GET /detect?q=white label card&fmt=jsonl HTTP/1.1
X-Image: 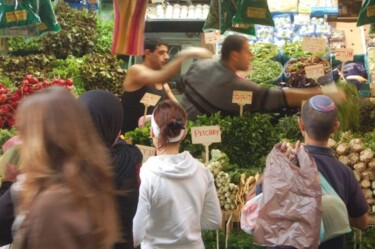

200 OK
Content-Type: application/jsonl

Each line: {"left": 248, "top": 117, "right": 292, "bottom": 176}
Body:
{"left": 191, "top": 126, "right": 221, "bottom": 145}
{"left": 232, "top": 90, "right": 253, "bottom": 105}
{"left": 204, "top": 30, "right": 221, "bottom": 44}
{"left": 302, "top": 37, "right": 326, "bottom": 55}
{"left": 305, "top": 64, "right": 325, "bottom": 80}
{"left": 136, "top": 144, "right": 156, "bottom": 163}
{"left": 140, "top": 93, "right": 161, "bottom": 106}
{"left": 335, "top": 48, "right": 354, "bottom": 62}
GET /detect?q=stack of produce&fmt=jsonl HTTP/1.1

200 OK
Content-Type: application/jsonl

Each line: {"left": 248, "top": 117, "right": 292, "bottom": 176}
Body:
{"left": 206, "top": 149, "right": 239, "bottom": 211}
{"left": 0, "top": 75, "right": 74, "bottom": 128}
{"left": 331, "top": 137, "right": 375, "bottom": 212}
{"left": 248, "top": 43, "right": 282, "bottom": 87}
{"left": 206, "top": 149, "right": 257, "bottom": 211}
{"left": 282, "top": 57, "right": 331, "bottom": 88}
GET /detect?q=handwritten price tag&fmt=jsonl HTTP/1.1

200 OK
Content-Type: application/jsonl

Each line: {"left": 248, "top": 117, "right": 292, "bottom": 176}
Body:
{"left": 204, "top": 30, "right": 221, "bottom": 44}
{"left": 191, "top": 126, "right": 221, "bottom": 145}
{"left": 335, "top": 48, "right": 353, "bottom": 62}
{"left": 232, "top": 91, "right": 253, "bottom": 105}
{"left": 140, "top": 93, "right": 161, "bottom": 107}
{"left": 305, "top": 64, "right": 325, "bottom": 80}
{"left": 136, "top": 144, "right": 156, "bottom": 163}
{"left": 247, "top": 7, "right": 266, "bottom": 18}
{"left": 302, "top": 37, "right": 326, "bottom": 55}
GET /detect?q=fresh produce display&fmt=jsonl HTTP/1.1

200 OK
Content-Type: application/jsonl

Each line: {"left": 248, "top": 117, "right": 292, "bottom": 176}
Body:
{"left": 336, "top": 82, "right": 360, "bottom": 133}
{"left": 95, "top": 18, "right": 114, "bottom": 54}
{"left": 41, "top": 1, "right": 98, "bottom": 59}
{"left": 282, "top": 41, "right": 312, "bottom": 59}
{"left": 79, "top": 53, "right": 125, "bottom": 96}
{"left": 0, "top": 54, "right": 55, "bottom": 86}
{"left": 330, "top": 134, "right": 375, "bottom": 213}
{"left": 0, "top": 127, "right": 16, "bottom": 155}
{"left": 251, "top": 43, "right": 278, "bottom": 61}
{"left": 7, "top": 37, "right": 42, "bottom": 55}
{"left": 206, "top": 149, "right": 258, "bottom": 211}
{"left": 247, "top": 60, "right": 282, "bottom": 84}
{"left": 282, "top": 57, "right": 331, "bottom": 88}
{"left": 0, "top": 75, "right": 74, "bottom": 129}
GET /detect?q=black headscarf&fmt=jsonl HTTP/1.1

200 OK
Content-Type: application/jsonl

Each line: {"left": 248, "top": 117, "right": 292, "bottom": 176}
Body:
{"left": 79, "top": 90, "right": 143, "bottom": 249}
{"left": 78, "top": 90, "right": 123, "bottom": 147}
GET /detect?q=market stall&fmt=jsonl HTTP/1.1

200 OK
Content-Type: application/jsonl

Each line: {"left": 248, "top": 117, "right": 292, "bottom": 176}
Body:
{"left": 0, "top": 0, "right": 375, "bottom": 248}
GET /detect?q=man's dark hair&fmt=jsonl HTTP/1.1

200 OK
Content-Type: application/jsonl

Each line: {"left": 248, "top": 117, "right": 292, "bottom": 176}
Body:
{"left": 221, "top": 35, "right": 247, "bottom": 61}
{"left": 301, "top": 97, "right": 338, "bottom": 141}
{"left": 144, "top": 37, "right": 168, "bottom": 53}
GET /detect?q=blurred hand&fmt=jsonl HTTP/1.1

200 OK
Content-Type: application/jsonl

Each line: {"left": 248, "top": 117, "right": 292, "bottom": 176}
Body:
{"left": 4, "top": 163, "right": 19, "bottom": 182}
{"left": 278, "top": 141, "right": 302, "bottom": 162}
{"left": 178, "top": 47, "right": 213, "bottom": 59}
{"left": 138, "top": 115, "right": 152, "bottom": 128}
{"left": 321, "top": 84, "right": 346, "bottom": 104}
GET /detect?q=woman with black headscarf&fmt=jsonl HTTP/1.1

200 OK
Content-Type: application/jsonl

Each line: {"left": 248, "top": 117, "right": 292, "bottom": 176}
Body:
{"left": 78, "top": 90, "right": 143, "bottom": 249}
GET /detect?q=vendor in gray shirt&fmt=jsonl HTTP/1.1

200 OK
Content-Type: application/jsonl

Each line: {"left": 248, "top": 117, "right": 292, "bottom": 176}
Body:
{"left": 177, "top": 35, "right": 344, "bottom": 120}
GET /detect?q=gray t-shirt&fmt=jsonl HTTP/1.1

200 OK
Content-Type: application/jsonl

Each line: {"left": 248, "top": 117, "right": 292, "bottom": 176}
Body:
{"left": 178, "top": 59, "right": 287, "bottom": 120}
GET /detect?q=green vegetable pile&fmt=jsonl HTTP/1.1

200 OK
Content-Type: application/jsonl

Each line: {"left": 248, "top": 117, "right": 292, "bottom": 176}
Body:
{"left": 251, "top": 43, "right": 278, "bottom": 61}
{"left": 282, "top": 41, "right": 312, "bottom": 58}
{"left": 0, "top": 128, "right": 17, "bottom": 155}
{"left": 95, "top": 18, "right": 114, "bottom": 54}
{"left": 41, "top": 1, "right": 98, "bottom": 59}
{"left": 79, "top": 53, "right": 125, "bottom": 96}
{"left": 247, "top": 60, "right": 282, "bottom": 84}
{"left": 7, "top": 37, "right": 42, "bottom": 56}
{"left": 0, "top": 54, "right": 55, "bottom": 86}
{"left": 336, "top": 81, "right": 360, "bottom": 134}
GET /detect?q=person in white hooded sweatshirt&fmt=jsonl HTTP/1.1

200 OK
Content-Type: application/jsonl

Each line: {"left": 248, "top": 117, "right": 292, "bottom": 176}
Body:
{"left": 133, "top": 100, "right": 222, "bottom": 249}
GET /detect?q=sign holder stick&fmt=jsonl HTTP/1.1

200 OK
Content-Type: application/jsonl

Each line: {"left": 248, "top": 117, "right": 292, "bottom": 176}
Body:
{"left": 142, "top": 104, "right": 149, "bottom": 128}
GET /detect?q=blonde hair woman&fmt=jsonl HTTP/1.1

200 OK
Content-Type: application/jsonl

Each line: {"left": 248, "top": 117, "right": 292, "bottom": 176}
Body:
{"left": 13, "top": 86, "right": 119, "bottom": 249}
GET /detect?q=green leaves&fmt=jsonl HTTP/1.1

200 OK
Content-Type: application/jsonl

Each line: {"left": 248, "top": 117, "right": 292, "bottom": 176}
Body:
{"left": 41, "top": 1, "right": 98, "bottom": 59}
{"left": 79, "top": 53, "right": 125, "bottom": 96}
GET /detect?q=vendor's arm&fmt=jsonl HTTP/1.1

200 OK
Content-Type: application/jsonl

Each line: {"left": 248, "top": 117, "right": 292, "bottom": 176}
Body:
{"left": 163, "top": 83, "right": 178, "bottom": 102}
{"left": 349, "top": 214, "right": 368, "bottom": 230}
{"left": 283, "top": 86, "right": 346, "bottom": 108}
{"left": 124, "top": 47, "right": 213, "bottom": 91}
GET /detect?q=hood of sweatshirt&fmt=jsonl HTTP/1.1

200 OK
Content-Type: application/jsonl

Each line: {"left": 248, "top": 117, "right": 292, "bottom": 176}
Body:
{"left": 145, "top": 151, "right": 199, "bottom": 179}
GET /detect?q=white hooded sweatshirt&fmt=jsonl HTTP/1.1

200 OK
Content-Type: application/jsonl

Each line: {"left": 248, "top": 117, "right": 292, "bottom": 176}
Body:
{"left": 133, "top": 151, "right": 222, "bottom": 249}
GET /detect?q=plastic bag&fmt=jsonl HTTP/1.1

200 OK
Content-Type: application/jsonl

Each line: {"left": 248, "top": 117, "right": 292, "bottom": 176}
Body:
{"left": 37, "top": 0, "right": 61, "bottom": 35}
{"left": 203, "top": 0, "right": 220, "bottom": 31}
{"left": 0, "top": 0, "right": 40, "bottom": 29}
{"left": 320, "top": 173, "right": 351, "bottom": 242}
{"left": 220, "top": 0, "right": 241, "bottom": 33}
{"left": 357, "top": 0, "right": 375, "bottom": 27}
{"left": 240, "top": 193, "right": 263, "bottom": 234}
{"left": 0, "top": 0, "right": 60, "bottom": 36}
{"left": 0, "top": 0, "right": 40, "bottom": 36}
{"left": 253, "top": 144, "right": 322, "bottom": 249}
{"left": 232, "top": 0, "right": 274, "bottom": 27}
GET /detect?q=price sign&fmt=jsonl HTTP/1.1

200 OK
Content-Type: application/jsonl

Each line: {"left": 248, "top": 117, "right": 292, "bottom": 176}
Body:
{"left": 247, "top": 7, "right": 266, "bottom": 18}
{"left": 335, "top": 48, "right": 353, "bottom": 62}
{"left": 305, "top": 64, "right": 325, "bottom": 80}
{"left": 191, "top": 126, "right": 221, "bottom": 145}
{"left": 302, "top": 37, "right": 326, "bottom": 55}
{"left": 232, "top": 91, "right": 253, "bottom": 105}
{"left": 136, "top": 144, "right": 156, "bottom": 163}
{"left": 191, "top": 126, "right": 221, "bottom": 163}
{"left": 140, "top": 93, "right": 161, "bottom": 107}
{"left": 204, "top": 30, "right": 221, "bottom": 44}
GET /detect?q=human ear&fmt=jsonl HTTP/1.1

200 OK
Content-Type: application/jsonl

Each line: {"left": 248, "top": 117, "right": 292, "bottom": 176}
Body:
{"left": 298, "top": 118, "right": 305, "bottom": 134}
{"left": 332, "top": 121, "right": 340, "bottom": 133}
